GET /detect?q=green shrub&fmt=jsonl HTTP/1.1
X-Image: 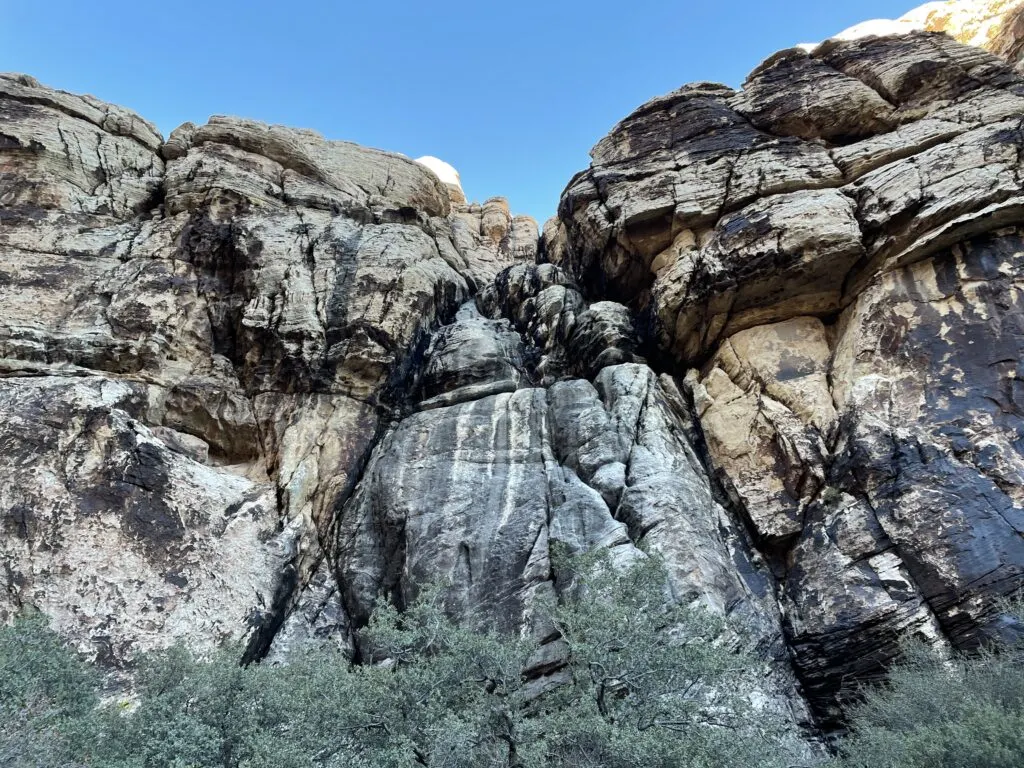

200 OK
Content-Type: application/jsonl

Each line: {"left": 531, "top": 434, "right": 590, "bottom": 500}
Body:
{"left": 539, "top": 553, "right": 788, "bottom": 767}
{"left": 832, "top": 632, "right": 1024, "bottom": 768}
{"left": 0, "top": 612, "right": 98, "bottom": 767}
{"left": 0, "top": 557, "right": 795, "bottom": 768}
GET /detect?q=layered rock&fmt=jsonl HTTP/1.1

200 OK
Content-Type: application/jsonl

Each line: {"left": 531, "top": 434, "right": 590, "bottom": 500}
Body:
{"left": 554, "top": 32, "right": 1024, "bottom": 721}
{"left": 5, "top": 12, "right": 1024, "bottom": 738}
{"left": 0, "top": 72, "right": 523, "bottom": 661}
{"left": 817, "top": 0, "right": 1024, "bottom": 68}
{"left": 476, "top": 263, "right": 644, "bottom": 383}
{"left": 0, "top": 67, "right": 808, "bottom": 735}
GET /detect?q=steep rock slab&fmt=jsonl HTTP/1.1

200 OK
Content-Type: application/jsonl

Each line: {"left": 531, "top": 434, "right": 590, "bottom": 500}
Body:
{"left": 688, "top": 318, "right": 835, "bottom": 543}
{"left": 780, "top": 235, "right": 1024, "bottom": 714}
{"left": 333, "top": 299, "right": 808, "bottom": 725}
{"left": 830, "top": 230, "right": 1024, "bottom": 644}
{"left": 592, "top": 365, "right": 781, "bottom": 635}
{"left": 336, "top": 388, "right": 557, "bottom": 633}
{"left": 781, "top": 493, "right": 947, "bottom": 723}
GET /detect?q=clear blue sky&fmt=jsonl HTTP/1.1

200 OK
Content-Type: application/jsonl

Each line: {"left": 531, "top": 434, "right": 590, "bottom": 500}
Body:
{"left": 1, "top": 0, "right": 915, "bottom": 223}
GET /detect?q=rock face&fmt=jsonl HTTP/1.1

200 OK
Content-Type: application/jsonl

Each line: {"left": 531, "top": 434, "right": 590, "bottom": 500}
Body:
{"left": 802, "top": 0, "right": 1024, "bottom": 67}
{"left": 3, "top": 17, "right": 1024, "bottom": 738}
{"left": 820, "top": 1, "right": 1024, "bottom": 68}
{"left": 554, "top": 30, "right": 1024, "bottom": 721}
{"left": 0, "top": 71, "right": 523, "bottom": 663}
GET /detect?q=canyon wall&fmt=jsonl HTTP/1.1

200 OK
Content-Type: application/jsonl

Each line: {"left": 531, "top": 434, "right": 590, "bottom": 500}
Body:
{"left": 3, "top": 1, "right": 1024, "bottom": 731}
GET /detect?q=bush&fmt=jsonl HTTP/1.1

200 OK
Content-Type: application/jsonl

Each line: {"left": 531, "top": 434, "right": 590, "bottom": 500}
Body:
{"left": 0, "top": 557, "right": 793, "bottom": 768}
{"left": 0, "top": 612, "right": 98, "bottom": 767}
{"left": 832, "top": 631, "right": 1024, "bottom": 768}
{"left": 539, "top": 553, "right": 788, "bottom": 767}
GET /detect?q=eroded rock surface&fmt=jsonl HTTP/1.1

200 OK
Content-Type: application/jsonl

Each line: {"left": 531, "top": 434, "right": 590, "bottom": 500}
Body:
{"left": 821, "top": 0, "right": 1024, "bottom": 69}
{"left": 0, "top": 72, "right": 522, "bottom": 662}
{"left": 554, "top": 32, "right": 1024, "bottom": 722}
{"left": 4, "top": 16, "right": 1024, "bottom": 738}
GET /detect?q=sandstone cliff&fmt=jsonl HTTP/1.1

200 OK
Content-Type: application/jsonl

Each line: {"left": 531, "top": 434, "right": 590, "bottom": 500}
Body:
{"left": 3, "top": 1, "right": 1024, "bottom": 735}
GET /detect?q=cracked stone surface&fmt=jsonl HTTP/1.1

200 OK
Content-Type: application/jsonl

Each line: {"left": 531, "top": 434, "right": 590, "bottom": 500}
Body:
{"left": 0, "top": 71, "right": 525, "bottom": 663}
{"left": 3, "top": 13, "right": 1024, "bottom": 739}
{"left": 554, "top": 30, "right": 1024, "bottom": 724}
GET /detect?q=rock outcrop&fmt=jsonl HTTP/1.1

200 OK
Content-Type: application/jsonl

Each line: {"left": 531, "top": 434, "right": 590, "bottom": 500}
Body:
{"left": 816, "top": 0, "right": 1024, "bottom": 68}
{"left": 554, "top": 30, "right": 1024, "bottom": 721}
{"left": 4, "top": 9, "right": 1024, "bottom": 739}
{"left": 0, "top": 71, "right": 529, "bottom": 663}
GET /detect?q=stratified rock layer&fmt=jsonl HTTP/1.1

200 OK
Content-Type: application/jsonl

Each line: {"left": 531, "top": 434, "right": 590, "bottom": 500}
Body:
{"left": 0, "top": 71, "right": 526, "bottom": 662}
{"left": 3, "top": 18, "right": 1024, "bottom": 735}
{"left": 554, "top": 31, "right": 1024, "bottom": 721}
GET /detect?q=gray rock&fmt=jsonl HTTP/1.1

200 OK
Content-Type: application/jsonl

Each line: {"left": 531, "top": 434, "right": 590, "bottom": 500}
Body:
{"left": 418, "top": 303, "right": 526, "bottom": 410}
{"left": 0, "top": 76, "right": 525, "bottom": 662}
{"left": 730, "top": 49, "right": 896, "bottom": 141}
{"left": 333, "top": 360, "right": 806, "bottom": 726}
{"left": 782, "top": 493, "right": 947, "bottom": 723}
{"left": 477, "top": 263, "right": 643, "bottom": 383}
{"left": 830, "top": 231, "right": 1024, "bottom": 647}
{"left": 5, "top": 13, "right": 1024, "bottom": 739}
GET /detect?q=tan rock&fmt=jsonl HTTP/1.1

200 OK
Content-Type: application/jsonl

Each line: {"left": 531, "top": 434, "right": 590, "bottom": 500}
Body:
{"left": 415, "top": 155, "right": 466, "bottom": 205}
{"left": 717, "top": 317, "right": 838, "bottom": 435}
{"left": 480, "top": 196, "right": 512, "bottom": 242}
{"left": 653, "top": 188, "right": 863, "bottom": 361}
{"left": 0, "top": 377, "right": 287, "bottom": 661}
{"left": 690, "top": 317, "right": 834, "bottom": 542}
{"left": 555, "top": 30, "right": 1024, "bottom": 718}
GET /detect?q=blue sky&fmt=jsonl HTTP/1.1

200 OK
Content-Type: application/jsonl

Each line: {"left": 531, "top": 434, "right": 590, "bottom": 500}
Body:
{"left": 1, "top": 0, "right": 915, "bottom": 223}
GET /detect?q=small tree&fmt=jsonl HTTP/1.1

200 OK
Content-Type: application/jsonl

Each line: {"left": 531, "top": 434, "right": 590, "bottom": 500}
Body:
{"left": 539, "top": 553, "right": 791, "bottom": 768}
{"left": 354, "top": 587, "right": 540, "bottom": 767}
{"left": 93, "top": 642, "right": 279, "bottom": 768}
